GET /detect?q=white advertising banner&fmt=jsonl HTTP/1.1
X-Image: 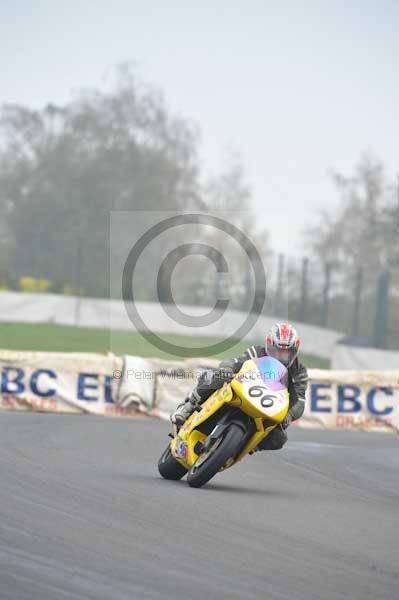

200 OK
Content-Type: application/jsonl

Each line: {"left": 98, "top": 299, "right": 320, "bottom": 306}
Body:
{"left": 297, "top": 369, "right": 399, "bottom": 433}
{"left": 0, "top": 350, "right": 131, "bottom": 417}
{"left": 149, "top": 362, "right": 399, "bottom": 433}
{"left": 1, "top": 349, "right": 398, "bottom": 432}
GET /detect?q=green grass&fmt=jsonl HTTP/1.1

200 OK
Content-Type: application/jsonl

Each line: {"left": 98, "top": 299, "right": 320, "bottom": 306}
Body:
{"left": 0, "top": 322, "right": 330, "bottom": 368}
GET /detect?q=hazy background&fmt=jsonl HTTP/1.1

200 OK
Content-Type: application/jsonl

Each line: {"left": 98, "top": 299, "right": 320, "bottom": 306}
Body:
{"left": 1, "top": 0, "right": 398, "bottom": 253}
{"left": 0, "top": 0, "right": 398, "bottom": 353}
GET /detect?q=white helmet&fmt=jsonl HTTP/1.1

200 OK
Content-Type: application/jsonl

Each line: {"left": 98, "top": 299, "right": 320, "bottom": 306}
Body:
{"left": 266, "top": 322, "right": 300, "bottom": 367}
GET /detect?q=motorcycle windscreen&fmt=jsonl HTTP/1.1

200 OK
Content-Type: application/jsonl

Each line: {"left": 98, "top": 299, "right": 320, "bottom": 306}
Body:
{"left": 253, "top": 356, "right": 288, "bottom": 391}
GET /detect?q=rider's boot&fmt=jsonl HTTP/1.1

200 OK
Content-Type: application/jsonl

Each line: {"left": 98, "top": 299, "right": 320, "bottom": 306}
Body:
{"left": 170, "top": 390, "right": 202, "bottom": 432}
{"left": 249, "top": 424, "right": 288, "bottom": 453}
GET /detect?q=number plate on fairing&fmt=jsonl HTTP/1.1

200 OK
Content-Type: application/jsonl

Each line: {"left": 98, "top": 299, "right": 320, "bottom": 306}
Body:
{"left": 232, "top": 357, "right": 289, "bottom": 418}
{"left": 241, "top": 377, "right": 288, "bottom": 417}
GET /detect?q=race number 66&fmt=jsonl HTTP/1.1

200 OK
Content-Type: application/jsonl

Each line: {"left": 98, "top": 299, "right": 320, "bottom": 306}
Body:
{"left": 248, "top": 385, "right": 275, "bottom": 408}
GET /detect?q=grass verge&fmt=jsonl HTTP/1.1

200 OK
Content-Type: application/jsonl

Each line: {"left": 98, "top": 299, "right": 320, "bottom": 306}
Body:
{"left": 0, "top": 322, "right": 330, "bottom": 368}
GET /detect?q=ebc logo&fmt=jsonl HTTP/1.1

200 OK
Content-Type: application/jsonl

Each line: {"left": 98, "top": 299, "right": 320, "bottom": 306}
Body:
{"left": 0, "top": 367, "right": 114, "bottom": 404}
{"left": 310, "top": 383, "right": 395, "bottom": 416}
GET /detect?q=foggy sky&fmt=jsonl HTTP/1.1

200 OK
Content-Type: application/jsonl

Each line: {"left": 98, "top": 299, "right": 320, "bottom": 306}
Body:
{"left": 1, "top": 0, "right": 398, "bottom": 255}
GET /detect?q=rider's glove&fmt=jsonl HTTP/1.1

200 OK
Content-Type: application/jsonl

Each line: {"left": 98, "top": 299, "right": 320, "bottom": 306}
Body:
{"left": 217, "top": 367, "right": 235, "bottom": 382}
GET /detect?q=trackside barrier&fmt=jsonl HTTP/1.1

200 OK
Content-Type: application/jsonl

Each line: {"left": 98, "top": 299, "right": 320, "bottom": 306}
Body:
{"left": 0, "top": 291, "right": 342, "bottom": 359}
{"left": 0, "top": 349, "right": 130, "bottom": 417}
{"left": 0, "top": 350, "right": 215, "bottom": 418}
{"left": 128, "top": 359, "right": 399, "bottom": 433}
{"left": 296, "top": 369, "right": 399, "bottom": 433}
{"left": 0, "top": 350, "right": 398, "bottom": 432}
{"left": 331, "top": 343, "right": 399, "bottom": 370}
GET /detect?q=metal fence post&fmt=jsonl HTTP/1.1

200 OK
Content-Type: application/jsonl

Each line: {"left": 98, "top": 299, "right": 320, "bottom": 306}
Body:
{"left": 373, "top": 270, "right": 390, "bottom": 348}
{"left": 321, "top": 262, "right": 332, "bottom": 327}
{"left": 297, "top": 257, "right": 309, "bottom": 322}
{"left": 273, "top": 253, "right": 285, "bottom": 317}
{"left": 352, "top": 266, "right": 363, "bottom": 338}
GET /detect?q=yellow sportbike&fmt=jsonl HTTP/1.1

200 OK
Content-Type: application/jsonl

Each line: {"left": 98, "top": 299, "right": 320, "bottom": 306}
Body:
{"left": 158, "top": 356, "right": 289, "bottom": 488}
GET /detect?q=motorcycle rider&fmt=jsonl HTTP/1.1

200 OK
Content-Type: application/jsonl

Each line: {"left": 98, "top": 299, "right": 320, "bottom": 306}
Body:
{"left": 171, "top": 323, "right": 308, "bottom": 451}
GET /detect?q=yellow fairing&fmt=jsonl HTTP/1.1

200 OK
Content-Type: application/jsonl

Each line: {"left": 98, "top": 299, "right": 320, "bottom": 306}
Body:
{"left": 171, "top": 383, "right": 240, "bottom": 469}
{"left": 231, "top": 359, "right": 289, "bottom": 422}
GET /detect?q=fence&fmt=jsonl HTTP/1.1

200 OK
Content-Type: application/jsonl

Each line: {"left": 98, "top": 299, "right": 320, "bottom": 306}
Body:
{"left": 1, "top": 260, "right": 398, "bottom": 359}
{"left": 272, "top": 254, "right": 399, "bottom": 351}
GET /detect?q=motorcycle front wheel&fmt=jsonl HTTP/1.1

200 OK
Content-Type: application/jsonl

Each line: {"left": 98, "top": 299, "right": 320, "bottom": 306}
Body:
{"left": 187, "top": 423, "right": 245, "bottom": 488}
{"left": 158, "top": 445, "right": 188, "bottom": 480}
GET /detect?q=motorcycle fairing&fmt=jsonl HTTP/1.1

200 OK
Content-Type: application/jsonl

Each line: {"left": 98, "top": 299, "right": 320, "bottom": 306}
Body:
{"left": 170, "top": 357, "right": 289, "bottom": 471}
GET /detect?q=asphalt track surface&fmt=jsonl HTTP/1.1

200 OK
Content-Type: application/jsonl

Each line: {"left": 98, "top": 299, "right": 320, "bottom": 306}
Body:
{"left": 1, "top": 413, "right": 398, "bottom": 600}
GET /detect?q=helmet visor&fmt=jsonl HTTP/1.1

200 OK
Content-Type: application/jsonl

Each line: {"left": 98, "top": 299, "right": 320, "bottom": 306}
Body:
{"left": 268, "top": 347, "right": 296, "bottom": 367}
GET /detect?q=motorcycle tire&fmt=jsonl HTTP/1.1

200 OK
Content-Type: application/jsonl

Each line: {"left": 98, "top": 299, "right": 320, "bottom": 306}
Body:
{"left": 187, "top": 423, "right": 245, "bottom": 488}
{"left": 158, "top": 444, "right": 188, "bottom": 480}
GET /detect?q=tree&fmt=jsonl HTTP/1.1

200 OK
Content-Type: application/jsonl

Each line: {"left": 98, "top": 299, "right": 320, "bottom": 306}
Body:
{"left": 306, "top": 152, "right": 389, "bottom": 289}
{"left": 0, "top": 68, "right": 270, "bottom": 303}
{"left": 302, "top": 151, "right": 399, "bottom": 343}
{"left": 0, "top": 66, "right": 201, "bottom": 297}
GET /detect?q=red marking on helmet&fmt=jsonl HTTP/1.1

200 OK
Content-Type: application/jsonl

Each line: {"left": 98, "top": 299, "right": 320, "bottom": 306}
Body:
{"left": 279, "top": 323, "right": 291, "bottom": 344}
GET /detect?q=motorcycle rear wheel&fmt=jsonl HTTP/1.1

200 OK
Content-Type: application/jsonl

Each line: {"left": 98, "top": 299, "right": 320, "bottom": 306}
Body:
{"left": 158, "top": 445, "right": 188, "bottom": 480}
{"left": 187, "top": 424, "right": 245, "bottom": 488}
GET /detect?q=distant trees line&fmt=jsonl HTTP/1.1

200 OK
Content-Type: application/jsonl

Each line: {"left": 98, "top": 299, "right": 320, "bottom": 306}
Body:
{"left": 0, "top": 65, "right": 397, "bottom": 347}
{"left": 282, "top": 153, "right": 399, "bottom": 349}
{"left": 0, "top": 65, "right": 267, "bottom": 300}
